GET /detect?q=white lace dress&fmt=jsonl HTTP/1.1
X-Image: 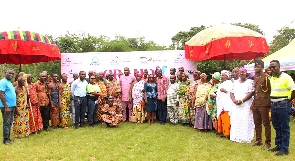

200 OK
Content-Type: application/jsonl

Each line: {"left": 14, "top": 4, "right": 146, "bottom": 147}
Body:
{"left": 230, "top": 79, "right": 254, "bottom": 143}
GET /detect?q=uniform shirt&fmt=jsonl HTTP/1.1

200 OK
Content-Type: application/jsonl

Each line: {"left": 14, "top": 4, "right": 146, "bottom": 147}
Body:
{"left": 270, "top": 72, "right": 295, "bottom": 99}
{"left": 253, "top": 72, "right": 271, "bottom": 106}
{"left": 0, "top": 78, "right": 16, "bottom": 107}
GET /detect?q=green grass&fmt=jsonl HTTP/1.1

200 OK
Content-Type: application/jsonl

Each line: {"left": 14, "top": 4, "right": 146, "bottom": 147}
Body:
{"left": 0, "top": 115, "right": 295, "bottom": 161}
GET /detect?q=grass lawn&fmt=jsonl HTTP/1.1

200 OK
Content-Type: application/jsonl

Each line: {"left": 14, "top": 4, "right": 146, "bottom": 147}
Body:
{"left": 0, "top": 115, "right": 295, "bottom": 161}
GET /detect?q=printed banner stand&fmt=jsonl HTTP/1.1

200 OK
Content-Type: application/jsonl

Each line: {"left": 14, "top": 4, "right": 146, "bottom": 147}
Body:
{"left": 61, "top": 50, "right": 197, "bottom": 81}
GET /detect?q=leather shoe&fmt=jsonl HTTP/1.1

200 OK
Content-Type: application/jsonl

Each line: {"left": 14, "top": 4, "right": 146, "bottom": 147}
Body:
{"left": 252, "top": 141, "right": 262, "bottom": 146}
{"left": 268, "top": 146, "right": 280, "bottom": 152}
{"left": 275, "top": 150, "right": 289, "bottom": 156}
{"left": 261, "top": 144, "right": 271, "bottom": 150}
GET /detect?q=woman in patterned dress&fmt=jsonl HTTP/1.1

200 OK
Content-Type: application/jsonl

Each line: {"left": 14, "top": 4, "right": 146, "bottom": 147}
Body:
{"left": 143, "top": 74, "right": 157, "bottom": 125}
{"left": 206, "top": 72, "right": 221, "bottom": 130}
{"left": 131, "top": 74, "right": 145, "bottom": 123}
{"left": 13, "top": 76, "right": 30, "bottom": 138}
{"left": 178, "top": 73, "right": 191, "bottom": 124}
{"left": 27, "top": 74, "right": 43, "bottom": 133}
{"left": 193, "top": 73, "right": 213, "bottom": 131}
{"left": 59, "top": 73, "right": 71, "bottom": 129}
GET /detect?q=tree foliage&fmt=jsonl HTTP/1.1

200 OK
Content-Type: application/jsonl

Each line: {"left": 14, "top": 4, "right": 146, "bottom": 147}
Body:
{"left": 268, "top": 27, "right": 295, "bottom": 56}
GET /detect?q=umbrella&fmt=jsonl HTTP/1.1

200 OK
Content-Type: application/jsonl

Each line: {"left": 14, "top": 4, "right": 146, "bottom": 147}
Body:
{"left": 185, "top": 24, "right": 269, "bottom": 67}
{"left": 244, "top": 38, "right": 295, "bottom": 73}
{"left": 0, "top": 30, "right": 60, "bottom": 71}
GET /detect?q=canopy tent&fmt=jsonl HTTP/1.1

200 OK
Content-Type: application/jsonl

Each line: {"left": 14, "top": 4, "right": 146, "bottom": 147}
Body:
{"left": 244, "top": 38, "right": 295, "bottom": 73}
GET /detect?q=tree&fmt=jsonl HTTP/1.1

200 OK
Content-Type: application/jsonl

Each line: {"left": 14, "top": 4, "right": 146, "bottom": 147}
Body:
{"left": 231, "top": 23, "right": 264, "bottom": 35}
{"left": 268, "top": 27, "right": 295, "bottom": 55}
{"left": 171, "top": 26, "right": 207, "bottom": 50}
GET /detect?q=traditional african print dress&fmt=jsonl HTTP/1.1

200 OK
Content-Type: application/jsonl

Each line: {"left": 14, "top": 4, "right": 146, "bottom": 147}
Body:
{"left": 131, "top": 80, "right": 145, "bottom": 123}
{"left": 188, "top": 80, "right": 200, "bottom": 125}
{"left": 194, "top": 83, "right": 212, "bottom": 130}
{"left": 105, "top": 79, "right": 122, "bottom": 109}
{"left": 13, "top": 86, "right": 30, "bottom": 138}
{"left": 178, "top": 81, "right": 190, "bottom": 124}
{"left": 60, "top": 82, "right": 71, "bottom": 128}
{"left": 101, "top": 103, "right": 123, "bottom": 127}
{"left": 50, "top": 85, "right": 60, "bottom": 127}
{"left": 28, "top": 83, "right": 43, "bottom": 132}
{"left": 206, "top": 83, "right": 220, "bottom": 130}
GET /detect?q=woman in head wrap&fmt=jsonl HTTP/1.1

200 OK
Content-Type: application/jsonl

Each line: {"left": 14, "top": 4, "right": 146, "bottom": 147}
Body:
{"left": 193, "top": 73, "right": 213, "bottom": 131}
{"left": 216, "top": 70, "right": 232, "bottom": 138}
{"left": 130, "top": 74, "right": 146, "bottom": 123}
{"left": 177, "top": 72, "right": 191, "bottom": 124}
{"left": 206, "top": 72, "right": 221, "bottom": 131}
{"left": 229, "top": 67, "right": 254, "bottom": 143}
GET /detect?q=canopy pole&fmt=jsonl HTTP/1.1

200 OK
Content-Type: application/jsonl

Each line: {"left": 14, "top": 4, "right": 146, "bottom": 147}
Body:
{"left": 19, "top": 55, "right": 22, "bottom": 72}
{"left": 223, "top": 55, "right": 226, "bottom": 69}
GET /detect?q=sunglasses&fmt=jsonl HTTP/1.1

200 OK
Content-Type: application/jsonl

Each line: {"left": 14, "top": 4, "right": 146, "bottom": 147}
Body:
{"left": 269, "top": 66, "right": 277, "bottom": 69}
{"left": 90, "top": 78, "right": 96, "bottom": 79}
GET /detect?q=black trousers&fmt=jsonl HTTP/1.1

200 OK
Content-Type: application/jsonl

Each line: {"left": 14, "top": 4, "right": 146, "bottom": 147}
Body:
{"left": 40, "top": 105, "right": 50, "bottom": 129}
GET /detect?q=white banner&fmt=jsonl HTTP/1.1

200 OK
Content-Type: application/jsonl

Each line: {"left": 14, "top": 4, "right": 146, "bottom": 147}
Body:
{"left": 61, "top": 50, "right": 197, "bottom": 81}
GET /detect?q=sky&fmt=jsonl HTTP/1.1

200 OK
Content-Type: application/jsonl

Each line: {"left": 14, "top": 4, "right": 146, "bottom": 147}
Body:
{"left": 1, "top": 0, "right": 295, "bottom": 46}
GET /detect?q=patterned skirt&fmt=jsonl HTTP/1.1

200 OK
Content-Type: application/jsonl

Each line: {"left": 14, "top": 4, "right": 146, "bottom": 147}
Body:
{"left": 194, "top": 106, "right": 212, "bottom": 130}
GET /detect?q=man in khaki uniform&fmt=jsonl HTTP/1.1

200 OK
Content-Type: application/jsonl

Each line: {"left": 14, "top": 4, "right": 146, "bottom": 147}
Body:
{"left": 251, "top": 59, "right": 271, "bottom": 149}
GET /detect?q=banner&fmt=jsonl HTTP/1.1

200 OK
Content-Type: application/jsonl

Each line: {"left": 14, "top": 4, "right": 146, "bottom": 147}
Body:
{"left": 61, "top": 50, "right": 197, "bottom": 81}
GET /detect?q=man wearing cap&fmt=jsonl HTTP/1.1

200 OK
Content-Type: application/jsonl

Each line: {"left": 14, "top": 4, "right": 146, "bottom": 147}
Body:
{"left": 251, "top": 59, "right": 271, "bottom": 150}
{"left": 268, "top": 60, "right": 295, "bottom": 156}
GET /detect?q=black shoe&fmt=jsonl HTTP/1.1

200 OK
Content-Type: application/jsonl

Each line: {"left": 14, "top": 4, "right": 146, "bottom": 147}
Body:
{"left": 275, "top": 150, "right": 289, "bottom": 156}
{"left": 44, "top": 128, "right": 50, "bottom": 132}
{"left": 269, "top": 146, "right": 281, "bottom": 152}
{"left": 74, "top": 125, "right": 78, "bottom": 129}
{"left": 80, "top": 124, "right": 85, "bottom": 128}
{"left": 3, "top": 140, "right": 12, "bottom": 145}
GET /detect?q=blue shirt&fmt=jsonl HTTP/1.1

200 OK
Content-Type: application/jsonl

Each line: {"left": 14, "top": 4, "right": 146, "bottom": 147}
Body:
{"left": 71, "top": 79, "right": 88, "bottom": 97}
{"left": 0, "top": 78, "right": 16, "bottom": 108}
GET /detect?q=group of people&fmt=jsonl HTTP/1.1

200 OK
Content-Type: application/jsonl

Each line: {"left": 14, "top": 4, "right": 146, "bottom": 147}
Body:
{"left": 0, "top": 60, "right": 294, "bottom": 157}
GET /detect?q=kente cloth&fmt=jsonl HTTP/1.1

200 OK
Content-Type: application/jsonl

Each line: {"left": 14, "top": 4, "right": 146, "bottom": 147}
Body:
{"left": 12, "top": 86, "right": 30, "bottom": 138}
{"left": 50, "top": 86, "right": 60, "bottom": 127}
{"left": 60, "top": 82, "right": 71, "bottom": 127}
{"left": 101, "top": 103, "right": 123, "bottom": 126}
{"left": 28, "top": 83, "right": 43, "bottom": 132}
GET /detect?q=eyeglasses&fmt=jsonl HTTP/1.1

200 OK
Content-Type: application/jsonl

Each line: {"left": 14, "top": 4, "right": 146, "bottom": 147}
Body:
{"left": 269, "top": 66, "right": 277, "bottom": 69}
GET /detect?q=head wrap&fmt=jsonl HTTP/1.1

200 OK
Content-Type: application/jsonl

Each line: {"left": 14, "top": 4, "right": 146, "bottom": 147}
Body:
{"left": 221, "top": 70, "right": 230, "bottom": 78}
{"left": 106, "top": 71, "right": 113, "bottom": 77}
{"left": 212, "top": 72, "right": 221, "bottom": 81}
{"left": 239, "top": 67, "right": 247, "bottom": 73}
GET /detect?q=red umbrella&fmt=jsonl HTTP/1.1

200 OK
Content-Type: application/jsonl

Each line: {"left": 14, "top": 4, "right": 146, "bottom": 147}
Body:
{"left": 185, "top": 24, "right": 269, "bottom": 63}
{"left": 0, "top": 30, "right": 60, "bottom": 71}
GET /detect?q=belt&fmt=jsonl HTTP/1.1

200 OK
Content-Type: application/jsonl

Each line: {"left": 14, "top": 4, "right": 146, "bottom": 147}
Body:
{"left": 75, "top": 96, "right": 86, "bottom": 98}
{"left": 271, "top": 99, "right": 289, "bottom": 106}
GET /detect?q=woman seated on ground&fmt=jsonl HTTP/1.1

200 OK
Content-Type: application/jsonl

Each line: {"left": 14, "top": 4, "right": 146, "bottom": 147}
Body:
{"left": 100, "top": 96, "right": 123, "bottom": 127}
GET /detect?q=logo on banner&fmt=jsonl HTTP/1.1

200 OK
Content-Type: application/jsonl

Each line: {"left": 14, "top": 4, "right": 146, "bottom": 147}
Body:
{"left": 90, "top": 56, "right": 100, "bottom": 66}
{"left": 140, "top": 57, "right": 152, "bottom": 64}
{"left": 110, "top": 56, "right": 119, "bottom": 65}
{"left": 174, "top": 53, "right": 185, "bottom": 63}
